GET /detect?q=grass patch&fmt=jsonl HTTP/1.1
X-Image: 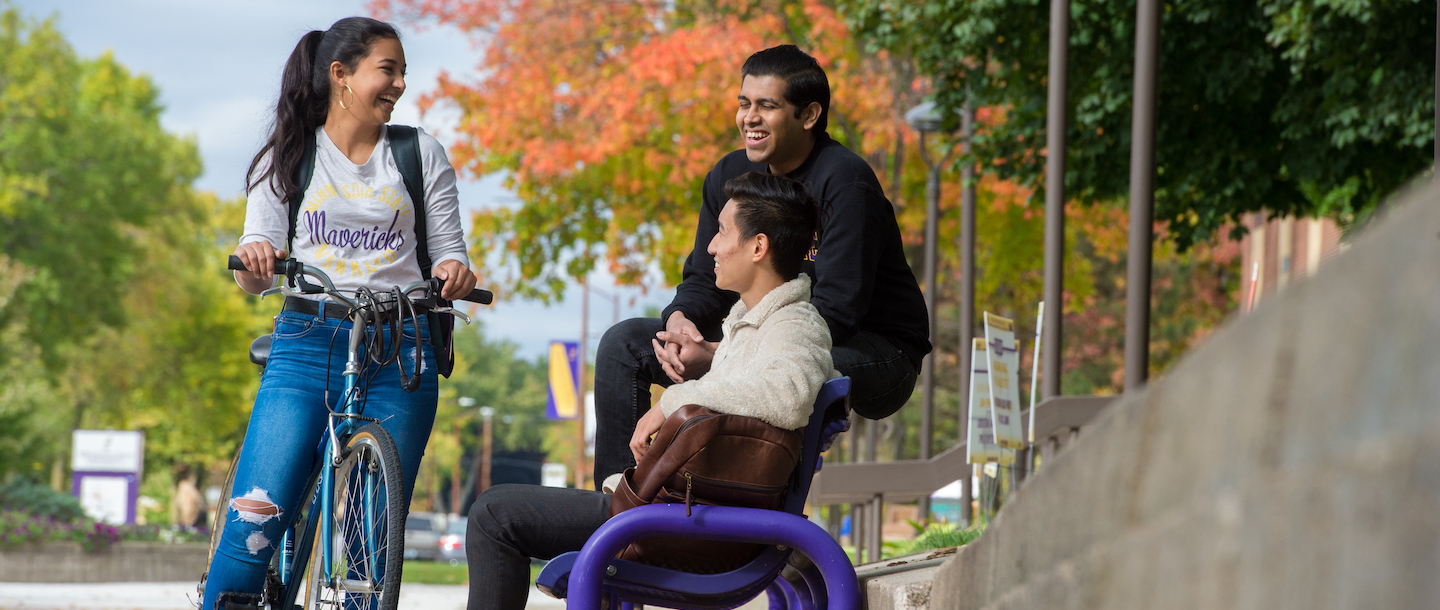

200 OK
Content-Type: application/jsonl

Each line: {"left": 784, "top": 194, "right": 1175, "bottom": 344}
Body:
{"left": 882, "top": 522, "right": 986, "bottom": 560}
{"left": 400, "top": 560, "right": 544, "bottom": 586}
{"left": 402, "top": 560, "right": 469, "bottom": 585}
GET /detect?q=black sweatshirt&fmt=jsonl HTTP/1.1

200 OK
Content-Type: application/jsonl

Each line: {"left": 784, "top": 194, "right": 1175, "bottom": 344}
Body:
{"left": 661, "top": 133, "right": 932, "bottom": 368}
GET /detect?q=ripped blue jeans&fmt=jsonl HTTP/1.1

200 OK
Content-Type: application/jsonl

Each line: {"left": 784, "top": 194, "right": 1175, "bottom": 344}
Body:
{"left": 202, "top": 310, "right": 437, "bottom": 609}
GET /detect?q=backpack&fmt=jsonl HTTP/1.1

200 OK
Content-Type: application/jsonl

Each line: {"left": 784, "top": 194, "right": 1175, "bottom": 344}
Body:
{"left": 286, "top": 125, "right": 456, "bottom": 377}
{"left": 608, "top": 404, "right": 802, "bottom": 573}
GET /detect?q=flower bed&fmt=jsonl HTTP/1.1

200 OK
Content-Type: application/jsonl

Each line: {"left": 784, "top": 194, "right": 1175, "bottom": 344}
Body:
{"left": 0, "top": 509, "right": 209, "bottom": 553}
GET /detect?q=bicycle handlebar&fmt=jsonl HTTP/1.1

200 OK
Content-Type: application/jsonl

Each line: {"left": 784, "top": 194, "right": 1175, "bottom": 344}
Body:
{"left": 228, "top": 255, "right": 494, "bottom": 305}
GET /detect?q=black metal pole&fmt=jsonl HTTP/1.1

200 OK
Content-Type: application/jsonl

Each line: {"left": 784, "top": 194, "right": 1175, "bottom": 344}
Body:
{"left": 958, "top": 99, "right": 976, "bottom": 527}
{"left": 1043, "top": 0, "right": 1071, "bottom": 401}
{"left": 919, "top": 132, "right": 939, "bottom": 522}
{"left": 1124, "top": 0, "right": 1160, "bottom": 391}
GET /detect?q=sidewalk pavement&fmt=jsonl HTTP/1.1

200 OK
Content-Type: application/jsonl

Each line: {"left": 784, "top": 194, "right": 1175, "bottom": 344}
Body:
{"left": 0, "top": 582, "right": 565, "bottom": 610}
{"left": 0, "top": 581, "right": 770, "bottom": 609}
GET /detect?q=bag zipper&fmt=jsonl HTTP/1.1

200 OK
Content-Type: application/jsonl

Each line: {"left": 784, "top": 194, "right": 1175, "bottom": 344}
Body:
{"left": 674, "top": 413, "right": 717, "bottom": 437}
{"left": 685, "top": 472, "right": 693, "bottom": 517}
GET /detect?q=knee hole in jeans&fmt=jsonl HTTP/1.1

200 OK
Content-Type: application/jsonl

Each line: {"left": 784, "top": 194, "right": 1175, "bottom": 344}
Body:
{"left": 229, "top": 488, "right": 283, "bottom": 554}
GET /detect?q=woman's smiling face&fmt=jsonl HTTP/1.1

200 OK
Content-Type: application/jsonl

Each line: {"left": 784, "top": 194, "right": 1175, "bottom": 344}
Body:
{"left": 334, "top": 37, "right": 406, "bottom": 126}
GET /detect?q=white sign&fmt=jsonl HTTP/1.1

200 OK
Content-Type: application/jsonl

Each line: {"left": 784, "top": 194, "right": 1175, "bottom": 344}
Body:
{"left": 984, "top": 313, "right": 1026, "bottom": 450}
{"left": 967, "top": 338, "right": 1001, "bottom": 464}
{"left": 72, "top": 430, "right": 144, "bottom": 473}
{"left": 541, "top": 463, "right": 568, "bottom": 488}
{"left": 78, "top": 475, "right": 129, "bottom": 525}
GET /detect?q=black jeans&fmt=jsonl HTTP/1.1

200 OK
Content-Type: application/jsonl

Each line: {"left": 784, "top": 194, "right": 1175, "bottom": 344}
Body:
{"left": 466, "top": 484, "right": 611, "bottom": 610}
{"left": 592, "top": 317, "right": 918, "bottom": 484}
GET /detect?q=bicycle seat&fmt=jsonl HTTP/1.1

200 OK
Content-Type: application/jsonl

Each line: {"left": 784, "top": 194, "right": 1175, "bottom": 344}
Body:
{"left": 250, "top": 334, "right": 273, "bottom": 367}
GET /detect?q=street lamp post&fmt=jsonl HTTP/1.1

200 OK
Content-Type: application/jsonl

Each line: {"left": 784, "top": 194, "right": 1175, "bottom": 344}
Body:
{"left": 479, "top": 406, "right": 495, "bottom": 497}
{"left": 455, "top": 396, "right": 476, "bottom": 513}
{"left": 905, "top": 101, "right": 959, "bottom": 523}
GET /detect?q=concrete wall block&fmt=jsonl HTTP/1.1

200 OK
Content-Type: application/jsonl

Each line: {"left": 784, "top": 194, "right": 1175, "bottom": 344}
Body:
{"left": 0, "top": 541, "right": 209, "bottom": 583}
{"left": 931, "top": 181, "right": 1440, "bottom": 609}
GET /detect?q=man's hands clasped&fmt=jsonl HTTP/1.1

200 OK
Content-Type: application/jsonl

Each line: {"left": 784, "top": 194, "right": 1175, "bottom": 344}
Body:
{"left": 652, "top": 311, "right": 718, "bottom": 384}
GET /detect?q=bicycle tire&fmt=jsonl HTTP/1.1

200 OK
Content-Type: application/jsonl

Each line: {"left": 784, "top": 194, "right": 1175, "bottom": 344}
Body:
{"left": 200, "top": 451, "right": 241, "bottom": 596}
{"left": 305, "top": 423, "right": 408, "bottom": 610}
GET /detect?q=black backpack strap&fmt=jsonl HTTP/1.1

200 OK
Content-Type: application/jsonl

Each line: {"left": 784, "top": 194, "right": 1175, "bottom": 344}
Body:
{"left": 388, "top": 124, "right": 431, "bottom": 279}
{"left": 286, "top": 129, "right": 318, "bottom": 254}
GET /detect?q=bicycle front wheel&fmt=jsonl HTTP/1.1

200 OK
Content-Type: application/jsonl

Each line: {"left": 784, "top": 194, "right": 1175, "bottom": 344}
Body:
{"left": 306, "top": 423, "right": 408, "bottom": 610}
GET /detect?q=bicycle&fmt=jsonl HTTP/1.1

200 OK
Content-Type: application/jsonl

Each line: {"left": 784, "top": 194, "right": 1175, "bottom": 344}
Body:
{"left": 202, "top": 255, "right": 492, "bottom": 610}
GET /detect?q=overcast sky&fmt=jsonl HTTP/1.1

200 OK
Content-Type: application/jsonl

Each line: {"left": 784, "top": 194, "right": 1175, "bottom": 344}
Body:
{"left": 14, "top": 0, "right": 664, "bottom": 360}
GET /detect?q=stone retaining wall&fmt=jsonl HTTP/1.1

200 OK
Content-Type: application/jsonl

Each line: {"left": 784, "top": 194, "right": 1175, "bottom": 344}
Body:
{"left": 931, "top": 180, "right": 1440, "bottom": 609}
{"left": 0, "top": 541, "right": 208, "bottom": 583}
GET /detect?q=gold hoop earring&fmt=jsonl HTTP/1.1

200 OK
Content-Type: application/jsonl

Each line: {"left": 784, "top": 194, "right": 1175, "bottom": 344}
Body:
{"left": 339, "top": 85, "right": 354, "bottom": 110}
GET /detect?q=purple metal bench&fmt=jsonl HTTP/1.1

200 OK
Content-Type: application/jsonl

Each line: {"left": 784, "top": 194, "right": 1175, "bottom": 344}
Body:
{"left": 535, "top": 377, "right": 858, "bottom": 610}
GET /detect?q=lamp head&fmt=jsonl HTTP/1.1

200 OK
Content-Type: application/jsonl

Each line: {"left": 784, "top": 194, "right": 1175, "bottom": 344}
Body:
{"left": 905, "top": 101, "right": 945, "bottom": 133}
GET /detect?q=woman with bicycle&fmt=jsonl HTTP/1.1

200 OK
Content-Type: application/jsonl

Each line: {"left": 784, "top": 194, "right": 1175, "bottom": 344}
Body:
{"left": 205, "top": 16, "right": 476, "bottom": 610}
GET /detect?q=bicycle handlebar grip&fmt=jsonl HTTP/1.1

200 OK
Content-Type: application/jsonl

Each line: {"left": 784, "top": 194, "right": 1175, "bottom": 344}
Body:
{"left": 227, "top": 255, "right": 249, "bottom": 272}
{"left": 464, "top": 289, "right": 494, "bottom": 305}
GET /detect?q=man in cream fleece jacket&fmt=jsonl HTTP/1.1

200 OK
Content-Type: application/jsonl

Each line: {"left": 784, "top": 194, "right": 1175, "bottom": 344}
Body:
{"left": 465, "top": 173, "right": 833, "bottom": 610}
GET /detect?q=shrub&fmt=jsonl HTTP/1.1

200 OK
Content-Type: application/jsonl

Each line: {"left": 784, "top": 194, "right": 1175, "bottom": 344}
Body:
{"left": 0, "top": 480, "right": 86, "bottom": 522}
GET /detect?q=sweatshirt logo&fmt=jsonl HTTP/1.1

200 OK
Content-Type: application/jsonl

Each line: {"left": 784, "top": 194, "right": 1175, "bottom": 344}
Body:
{"left": 303, "top": 210, "right": 406, "bottom": 252}
{"left": 299, "top": 180, "right": 412, "bottom": 278}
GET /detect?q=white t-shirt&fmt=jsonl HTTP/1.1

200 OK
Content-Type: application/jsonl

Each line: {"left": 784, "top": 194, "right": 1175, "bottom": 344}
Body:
{"left": 240, "top": 126, "right": 470, "bottom": 297}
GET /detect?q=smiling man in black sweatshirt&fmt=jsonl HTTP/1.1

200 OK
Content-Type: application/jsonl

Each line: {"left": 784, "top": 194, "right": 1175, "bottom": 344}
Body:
{"left": 592, "top": 44, "right": 932, "bottom": 487}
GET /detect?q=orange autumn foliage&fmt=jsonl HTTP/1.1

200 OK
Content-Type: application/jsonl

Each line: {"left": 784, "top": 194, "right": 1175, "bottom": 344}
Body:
{"left": 372, "top": 0, "right": 913, "bottom": 300}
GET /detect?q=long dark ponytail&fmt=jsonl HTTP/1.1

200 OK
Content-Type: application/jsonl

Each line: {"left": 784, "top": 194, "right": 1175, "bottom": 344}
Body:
{"left": 247, "top": 17, "right": 400, "bottom": 201}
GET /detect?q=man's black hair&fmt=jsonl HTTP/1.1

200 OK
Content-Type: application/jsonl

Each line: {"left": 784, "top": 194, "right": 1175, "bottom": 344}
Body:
{"left": 723, "top": 172, "right": 821, "bottom": 281}
{"left": 741, "top": 45, "right": 830, "bottom": 134}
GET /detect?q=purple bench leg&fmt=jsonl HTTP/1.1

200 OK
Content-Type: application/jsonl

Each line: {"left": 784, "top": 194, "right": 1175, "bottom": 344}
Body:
{"left": 567, "top": 504, "right": 860, "bottom": 610}
{"left": 798, "top": 561, "right": 829, "bottom": 610}
{"left": 773, "top": 574, "right": 803, "bottom": 610}
{"left": 766, "top": 582, "right": 790, "bottom": 610}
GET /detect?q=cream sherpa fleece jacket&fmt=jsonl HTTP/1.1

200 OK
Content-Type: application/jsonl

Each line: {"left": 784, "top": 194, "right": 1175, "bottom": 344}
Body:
{"left": 656, "top": 274, "right": 839, "bottom": 430}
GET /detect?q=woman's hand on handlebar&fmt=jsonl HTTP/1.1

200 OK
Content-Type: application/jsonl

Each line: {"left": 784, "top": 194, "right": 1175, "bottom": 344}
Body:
{"left": 233, "top": 241, "right": 288, "bottom": 294}
{"left": 432, "top": 260, "right": 478, "bottom": 301}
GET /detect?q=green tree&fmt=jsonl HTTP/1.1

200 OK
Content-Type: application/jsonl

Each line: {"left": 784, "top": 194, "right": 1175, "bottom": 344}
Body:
{"left": 71, "top": 194, "right": 272, "bottom": 476}
{"left": 841, "top": 0, "right": 1435, "bottom": 247}
{"left": 0, "top": 256, "right": 70, "bottom": 480}
{"left": 0, "top": 7, "right": 203, "bottom": 367}
{"left": 0, "top": 8, "right": 267, "bottom": 506}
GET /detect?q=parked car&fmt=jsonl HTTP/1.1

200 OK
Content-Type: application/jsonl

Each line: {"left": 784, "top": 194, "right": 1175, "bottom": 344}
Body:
{"left": 404, "top": 511, "right": 444, "bottom": 561}
{"left": 439, "top": 516, "right": 466, "bottom": 565}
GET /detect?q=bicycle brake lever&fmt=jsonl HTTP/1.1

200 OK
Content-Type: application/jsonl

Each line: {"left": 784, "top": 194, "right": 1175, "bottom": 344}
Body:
{"left": 432, "top": 307, "right": 471, "bottom": 324}
{"left": 295, "top": 274, "right": 325, "bottom": 294}
{"left": 260, "top": 284, "right": 307, "bottom": 301}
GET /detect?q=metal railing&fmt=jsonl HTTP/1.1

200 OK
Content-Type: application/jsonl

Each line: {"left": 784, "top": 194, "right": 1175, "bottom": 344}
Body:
{"left": 811, "top": 395, "right": 1115, "bottom": 563}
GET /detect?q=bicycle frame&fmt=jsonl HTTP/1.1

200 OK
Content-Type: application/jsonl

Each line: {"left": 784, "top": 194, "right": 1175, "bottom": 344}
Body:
{"left": 275, "top": 303, "right": 400, "bottom": 606}
{"left": 223, "top": 255, "right": 487, "bottom": 608}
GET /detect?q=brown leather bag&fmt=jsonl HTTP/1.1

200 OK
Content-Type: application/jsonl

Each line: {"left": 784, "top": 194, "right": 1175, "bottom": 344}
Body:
{"left": 608, "top": 404, "right": 803, "bottom": 573}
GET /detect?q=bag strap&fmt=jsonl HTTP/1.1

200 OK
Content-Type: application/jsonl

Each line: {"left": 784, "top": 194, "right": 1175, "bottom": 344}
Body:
{"left": 286, "top": 129, "right": 318, "bottom": 255}
{"left": 387, "top": 124, "right": 432, "bottom": 279}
